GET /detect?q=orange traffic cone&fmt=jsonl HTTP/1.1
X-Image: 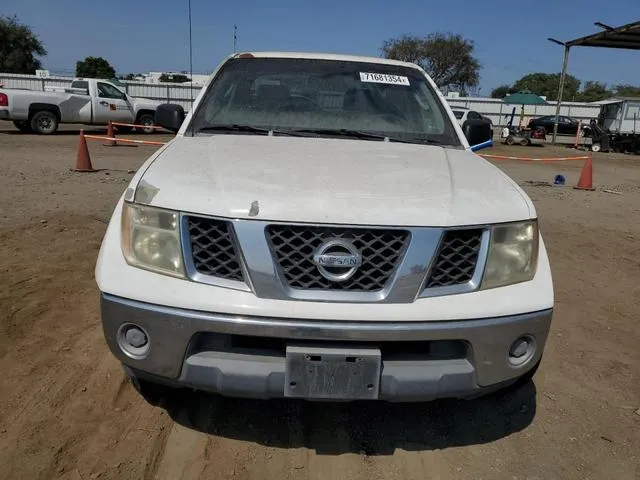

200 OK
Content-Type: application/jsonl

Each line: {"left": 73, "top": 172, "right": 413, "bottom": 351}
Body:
{"left": 103, "top": 121, "right": 117, "bottom": 146}
{"left": 574, "top": 154, "right": 595, "bottom": 190}
{"left": 74, "top": 130, "right": 96, "bottom": 172}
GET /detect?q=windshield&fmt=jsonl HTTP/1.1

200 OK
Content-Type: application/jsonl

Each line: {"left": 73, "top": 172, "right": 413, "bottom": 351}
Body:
{"left": 189, "top": 57, "right": 462, "bottom": 147}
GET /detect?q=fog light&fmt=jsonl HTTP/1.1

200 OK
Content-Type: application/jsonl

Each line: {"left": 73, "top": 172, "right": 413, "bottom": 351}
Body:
{"left": 508, "top": 335, "right": 535, "bottom": 366}
{"left": 117, "top": 324, "right": 150, "bottom": 359}
{"left": 125, "top": 327, "right": 147, "bottom": 348}
{"left": 510, "top": 338, "right": 529, "bottom": 358}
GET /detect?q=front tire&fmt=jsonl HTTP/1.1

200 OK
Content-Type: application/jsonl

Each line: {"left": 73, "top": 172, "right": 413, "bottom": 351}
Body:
{"left": 507, "top": 358, "right": 542, "bottom": 392}
{"left": 30, "top": 110, "right": 59, "bottom": 135}
{"left": 136, "top": 113, "right": 156, "bottom": 134}
{"left": 128, "top": 374, "right": 173, "bottom": 406}
{"left": 591, "top": 143, "right": 601, "bottom": 152}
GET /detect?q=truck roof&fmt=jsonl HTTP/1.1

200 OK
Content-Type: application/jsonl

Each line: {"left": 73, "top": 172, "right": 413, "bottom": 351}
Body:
{"left": 231, "top": 51, "right": 423, "bottom": 70}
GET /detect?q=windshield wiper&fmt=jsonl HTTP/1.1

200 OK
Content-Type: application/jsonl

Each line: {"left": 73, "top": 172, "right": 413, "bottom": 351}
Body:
{"left": 197, "top": 125, "right": 449, "bottom": 145}
{"left": 289, "top": 128, "right": 445, "bottom": 145}
{"left": 197, "top": 124, "right": 315, "bottom": 137}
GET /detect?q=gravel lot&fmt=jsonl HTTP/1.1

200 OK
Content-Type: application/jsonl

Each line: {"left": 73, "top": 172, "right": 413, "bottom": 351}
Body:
{"left": 0, "top": 124, "right": 638, "bottom": 480}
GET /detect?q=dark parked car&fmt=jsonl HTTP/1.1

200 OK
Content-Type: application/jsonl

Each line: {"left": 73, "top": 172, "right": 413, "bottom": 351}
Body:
{"left": 527, "top": 115, "right": 581, "bottom": 135}
{"left": 450, "top": 107, "right": 494, "bottom": 140}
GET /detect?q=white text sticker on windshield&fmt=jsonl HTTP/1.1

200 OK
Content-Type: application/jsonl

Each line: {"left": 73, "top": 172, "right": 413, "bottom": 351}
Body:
{"left": 359, "top": 72, "right": 410, "bottom": 86}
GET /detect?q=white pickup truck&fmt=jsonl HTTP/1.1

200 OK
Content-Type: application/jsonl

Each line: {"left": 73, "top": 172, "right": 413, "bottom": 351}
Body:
{"left": 0, "top": 78, "right": 161, "bottom": 134}
{"left": 96, "top": 51, "right": 554, "bottom": 403}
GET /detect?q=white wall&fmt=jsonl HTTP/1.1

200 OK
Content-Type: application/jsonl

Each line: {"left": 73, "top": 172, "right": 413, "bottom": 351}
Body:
{"left": 447, "top": 97, "right": 600, "bottom": 126}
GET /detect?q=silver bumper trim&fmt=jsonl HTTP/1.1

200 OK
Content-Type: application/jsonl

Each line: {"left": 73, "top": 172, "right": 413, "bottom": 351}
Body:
{"left": 102, "top": 293, "right": 550, "bottom": 342}
{"left": 101, "top": 293, "right": 553, "bottom": 393}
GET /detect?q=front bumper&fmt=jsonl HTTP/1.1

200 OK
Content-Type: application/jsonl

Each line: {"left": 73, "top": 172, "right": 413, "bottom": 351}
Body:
{"left": 101, "top": 293, "right": 552, "bottom": 402}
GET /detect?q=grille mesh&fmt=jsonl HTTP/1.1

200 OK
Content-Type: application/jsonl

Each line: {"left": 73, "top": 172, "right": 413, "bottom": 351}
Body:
{"left": 187, "top": 217, "right": 244, "bottom": 281}
{"left": 425, "top": 229, "right": 483, "bottom": 288}
{"left": 267, "top": 225, "right": 410, "bottom": 291}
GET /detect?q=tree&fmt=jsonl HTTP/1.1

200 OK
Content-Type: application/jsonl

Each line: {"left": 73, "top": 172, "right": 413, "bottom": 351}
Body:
{"left": 76, "top": 56, "right": 116, "bottom": 79}
{"left": 490, "top": 84, "right": 516, "bottom": 99}
{"left": 612, "top": 84, "right": 640, "bottom": 97}
{"left": 492, "top": 76, "right": 639, "bottom": 103}
{"left": 511, "top": 72, "right": 580, "bottom": 101}
{"left": 0, "top": 15, "right": 47, "bottom": 73}
{"left": 381, "top": 32, "right": 481, "bottom": 93}
{"left": 158, "top": 73, "right": 191, "bottom": 83}
{"left": 576, "top": 81, "right": 611, "bottom": 102}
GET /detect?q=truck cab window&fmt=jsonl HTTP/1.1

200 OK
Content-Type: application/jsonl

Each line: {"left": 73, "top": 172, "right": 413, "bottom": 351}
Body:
{"left": 97, "top": 83, "right": 126, "bottom": 100}
{"left": 71, "top": 81, "right": 89, "bottom": 94}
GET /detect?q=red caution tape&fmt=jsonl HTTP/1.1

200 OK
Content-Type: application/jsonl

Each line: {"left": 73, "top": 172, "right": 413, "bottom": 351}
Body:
{"left": 110, "top": 122, "right": 167, "bottom": 130}
{"left": 83, "top": 135, "right": 167, "bottom": 146}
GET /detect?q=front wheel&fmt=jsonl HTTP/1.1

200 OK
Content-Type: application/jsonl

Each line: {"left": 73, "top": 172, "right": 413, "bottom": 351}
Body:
{"left": 591, "top": 143, "right": 601, "bottom": 152}
{"left": 30, "top": 110, "right": 59, "bottom": 135}
{"left": 512, "top": 358, "right": 542, "bottom": 389}
{"left": 128, "top": 373, "right": 173, "bottom": 406}
{"left": 491, "top": 358, "right": 543, "bottom": 399}
{"left": 136, "top": 113, "right": 156, "bottom": 134}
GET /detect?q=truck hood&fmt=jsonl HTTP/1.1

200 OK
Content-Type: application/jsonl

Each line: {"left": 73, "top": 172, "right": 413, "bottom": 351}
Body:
{"left": 135, "top": 135, "right": 533, "bottom": 226}
{"left": 132, "top": 97, "right": 162, "bottom": 109}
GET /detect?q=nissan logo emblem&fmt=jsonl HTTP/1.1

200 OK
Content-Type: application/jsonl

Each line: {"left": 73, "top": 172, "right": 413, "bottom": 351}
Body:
{"left": 312, "top": 239, "right": 362, "bottom": 282}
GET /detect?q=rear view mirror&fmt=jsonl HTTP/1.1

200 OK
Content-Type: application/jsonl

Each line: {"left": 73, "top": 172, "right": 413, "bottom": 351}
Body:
{"left": 462, "top": 118, "right": 492, "bottom": 146}
{"left": 155, "top": 104, "right": 185, "bottom": 133}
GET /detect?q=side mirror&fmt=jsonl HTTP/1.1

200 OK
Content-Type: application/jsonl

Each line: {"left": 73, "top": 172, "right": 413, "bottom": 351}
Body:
{"left": 155, "top": 104, "right": 185, "bottom": 133}
{"left": 462, "top": 118, "right": 492, "bottom": 145}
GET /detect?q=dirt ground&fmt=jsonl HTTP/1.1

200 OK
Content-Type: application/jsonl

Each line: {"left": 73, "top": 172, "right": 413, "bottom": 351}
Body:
{"left": 0, "top": 124, "right": 638, "bottom": 480}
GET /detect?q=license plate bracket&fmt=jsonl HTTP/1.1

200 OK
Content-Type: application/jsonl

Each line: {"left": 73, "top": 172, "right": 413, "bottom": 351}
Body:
{"left": 284, "top": 344, "right": 381, "bottom": 400}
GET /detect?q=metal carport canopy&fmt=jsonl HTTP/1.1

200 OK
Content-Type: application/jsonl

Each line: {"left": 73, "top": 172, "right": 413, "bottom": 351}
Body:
{"left": 566, "top": 21, "right": 640, "bottom": 49}
{"left": 549, "top": 20, "right": 640, "bottom": 143}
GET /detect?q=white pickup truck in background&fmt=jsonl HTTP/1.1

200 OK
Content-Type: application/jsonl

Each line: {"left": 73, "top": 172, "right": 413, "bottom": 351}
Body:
{"left": 0, "top": 78, "right": 162, "bottom": 134}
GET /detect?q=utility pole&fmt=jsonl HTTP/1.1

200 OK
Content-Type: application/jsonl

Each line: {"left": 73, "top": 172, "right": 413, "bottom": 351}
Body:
{"left": 188, "top": 0, "right": 194, "bottom": 115}
{"left": 233, "top": 24, "right": 237, "bottom": 52}
{"left": 548, "top": 38, "right": 570, "bottom": 145}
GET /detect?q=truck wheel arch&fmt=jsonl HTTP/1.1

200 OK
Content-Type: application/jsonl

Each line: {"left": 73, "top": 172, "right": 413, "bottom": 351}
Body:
{"left": 28, "top": 103, "right": 61, "bottom": 120}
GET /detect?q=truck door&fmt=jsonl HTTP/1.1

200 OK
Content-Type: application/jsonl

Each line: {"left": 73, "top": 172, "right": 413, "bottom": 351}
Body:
{"left": 92, "top": 82, "right": 135, "bottom": 124}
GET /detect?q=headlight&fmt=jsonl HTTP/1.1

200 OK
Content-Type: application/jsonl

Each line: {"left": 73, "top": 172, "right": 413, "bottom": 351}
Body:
{"left": 121, "top": 202, "right": 185, "bottom": 277}
{"left": 481, "top": 220, "right": 538, "bottom": 289}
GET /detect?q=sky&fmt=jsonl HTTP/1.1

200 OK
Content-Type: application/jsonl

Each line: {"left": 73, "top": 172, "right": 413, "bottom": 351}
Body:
{"left": 3, "top": 0, "right": 640, "bottom": 95}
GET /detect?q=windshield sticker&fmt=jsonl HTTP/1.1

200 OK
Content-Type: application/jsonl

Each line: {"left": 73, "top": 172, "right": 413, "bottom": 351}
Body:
{"left": 359, "top": 72, "right": 410, "bottom": 86}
